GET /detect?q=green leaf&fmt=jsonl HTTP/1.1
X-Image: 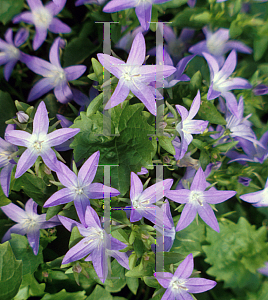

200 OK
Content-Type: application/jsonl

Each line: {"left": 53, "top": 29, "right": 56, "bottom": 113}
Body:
{"left": 104, "top": 259, "right": 126, "bottom": 293}
{"left": 253, "top": 36, "right": 268, "bottom": 61}
{"left": 171, "top": 220, "right": 206, "bottom": 256}
{"left": 158, "top": 136, "right": 176, "bottom": 155}
{"left": 9, "top": 234, "right": 43, "bottom": 276}
{"left": 63, "top": 37, "right": 96, "bottom": 67}
{"left": 41, "top": 289, "right": 86, "bottom": 300}
{"left": 0, "top": 184, "right": 11, "bottom": 207}
{"left": 71, "top": 104, "right": 156, "bottom": 195}
{"left": 86, "top": 285, "right": 112, "bottom": 300}
{"left": 13, "top": 273, "right": 45, "bottom": 300}
{"left": 133, "top": 238, "right": 145, "bottom": 258}
{"left": 111, "top": 228, "right": 129, "bottom": 244}
{"left": 0, "top": 91, "right": 16, "bottom": 138}
{"left": 12, "top": 173, "right": 57, "bottom": 206}
{"left": 189, "top": 71, "right": 202, "bottom": 92}
{"left": 86, "top": 92, "right": 103, "bottom": 117}
{"left": 144, "top": 276, "right": 160, "bottom": 288}
{"left": 215, "top": 141, "right": 239, "bottom": 152}
{"left": 125, "top": 263, "right": 154, "bottom": 278}
{"left": 91, "top": 58, "right": 104, "bottom": 85}
{"left": 203, "top": 217, "right": 268, "bottom": 289}
{"left": 0, "top": 0, "right": 24, "bottom": 24}
{"left": 198, "top": 99, "right": 226, "bottom": 125}
{"left": 200, "top": 150, "right": 210, "bottom": 170}
{"left": 126, "top": 277, "right": 139, "bottom": 295}
{"left": 0, "top": 242, "right": 22, "bottom": 300}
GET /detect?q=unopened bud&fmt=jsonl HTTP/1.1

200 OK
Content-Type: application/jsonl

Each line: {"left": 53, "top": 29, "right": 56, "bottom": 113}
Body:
{"left": 73, "top": 263, "right": 82, "bottom": 273}
{"left": 16, "top": 111, "right": 29, "bottom": 123}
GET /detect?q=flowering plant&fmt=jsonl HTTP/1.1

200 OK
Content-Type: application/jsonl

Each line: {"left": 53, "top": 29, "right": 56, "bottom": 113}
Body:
{"left": 1, "top": 0, "right": 268, "bottom": 299}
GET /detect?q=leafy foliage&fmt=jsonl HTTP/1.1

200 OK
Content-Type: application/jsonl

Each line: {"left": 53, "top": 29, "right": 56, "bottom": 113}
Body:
{"left": 203, "top": 217, "right": 268, "bottom": 289}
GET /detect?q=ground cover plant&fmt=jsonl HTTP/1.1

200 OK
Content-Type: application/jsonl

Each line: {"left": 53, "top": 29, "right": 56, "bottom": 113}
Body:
{"left": 1, "top": 0, "right": 268, "bottom": 299}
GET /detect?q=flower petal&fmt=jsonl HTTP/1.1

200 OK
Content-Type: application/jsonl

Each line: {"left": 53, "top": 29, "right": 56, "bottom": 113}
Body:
{"left": 4, "top": 129, "right": 31, "bottom": 147}
{"left": 140, "top": 179, "right": 173, "bottom": 204}
{"left": 109, "top": 250, "right": 130, "bottom": 270}
{"left": 103, "top": 0, "right": 136, "bottom": 12}
{"left": 2, "top": 224, "right": 27, "bottom": 242}
{"left": 48, "top": 18, "right": 71, "bottom": 33}
{"left": 186, "top": 277, "right": 217, "bottom": 293}
{"left": 84, "top": 206, "right": 102, "bottom": 229}
{"left": 56, "top": 162, "right": 77, "bottom": 188}
{"left": 176, "top": 203, "right": 197, "bottom": 231}
{"left": 14, "top": 28, "right": 29, "bottom": 47}
{"left": 49, "top": 37, "right": 62, "bottom": 68}
{"left": 130, "top": 81, "right": 157, "bottom": 115}
{"left": 190, "top": 167, "right": 207, "bottom": 191}
{"left": 130, "top": 172, "right": 143, "bottom": 201}
{"left": 92, "top": 246, "right": 108, "bottom": 283}
{"left": 130, "top": 209, "right": 142, "bottom": 222}
{"left": 46, "top": 128, "right": 80, "bottom": 147}
{"left": 197, "top": 202, "right": 219, "bottom": 232}
{"left": 174, "top": 253, "right": 193, "bottom": 278}
{"left": 135, "top": 3, "right": 151, "bottom": 30}
{"left": 65, "top": 65, "right": 87, "bottom": 81}
{"left": 204, "top": 190, "right": 236, "bottom": 204}
{"left": 15, "top": 148, "right": 39, "bottom": 178}
{"left": 41, "top": 148, "right": 60, "bottom": 173}
{"left": 33, "top": 101, "right": 49, "bottom": 135}
{"left": 43, "top": 188, "right": 75, "bottom": 207}
{"left": 97, "top": 53, "right": 125, "bottom": 78}
{"left": 62, "top": 237, "right": 95, "bottom": 264}
{"left": 104, "top": 78, "right": 130, "bottom": 110}
{"left": 27, "top": 78, "right": 55, "bottom": 102}
{"left": 27, "top": 229, "right": 40, "bottom": 255}
{"left": 4, "top": 60, "right": 17, "bottom": 81}
{"left": 33, "top": 26, "right": 48, "bottom": 50}
{"left": 188, "top": 90, "right": 201, "bottom": 120}
{"left": 1, "top": 202, "right": 27, "bottom": 222}
{"left": 54, "top": 80, "right": 73, "bottom": 103}
{"left": 165, "top": 189, "right": 191, "bottom": 204}
{"left": 74, "top": 195, "right": 91, "bottom": 226}
{"left": 84, "top": 182, "right": 120, "bottom": 199}
{"left": 77, "top": 151, "right": 100, "bottom": 187}
{"left": 0, "top": 164, "right": 15, "bottom": 197}
{"left": 127, "top": 32, "right": 145, "bottom": 66}
{"left": 154, "top": 272, "right": 173, "bottom": 288}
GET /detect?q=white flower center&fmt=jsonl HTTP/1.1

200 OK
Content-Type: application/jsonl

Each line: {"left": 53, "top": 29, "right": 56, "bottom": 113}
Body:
{"left": 33, "top": 7, "right": 52, "bottom": 28}
{"left": 169, "top": 277, "right": 188, "bottom": 291}
{"left": 207, "top": 34, "right": 227, "bottom": 57}
{"left": 7, "top": 44, "right": 20, "bottom": 60}
{"left": 75, "top": 187, "right": 83, "bottom": 195}
{"left": 132, "top": 198, "right": 141, "bottom": 209}
{"left": 137, "top": 0, "right": 151, "bottom": 5}
{"left": 189, "top": 191, "right": 204, "bottom": 206}
{"left": 33, "top": 141, "right": 43, "bottom": 153}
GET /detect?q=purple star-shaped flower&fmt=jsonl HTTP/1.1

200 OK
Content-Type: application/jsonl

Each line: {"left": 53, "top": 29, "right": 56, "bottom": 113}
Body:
{"left": 189, "top": 26, "right": 252, "bottom": 67}
{"left": 5, "top": 101, "right": 80, "bottom": 178}
{"left": 203, "top": 50, "right": 252, "bottom": 118}
{"left": 1, "top": 198, "right": 60, "bottom": 255}
{"left": 13, "top": 0, "right": 71, "bottom": 50}
{"left": 97, "top": 32, "right": 176, "bottom": 115}
{"left": 226, "top": 132, "right": 268, "bottom": 164}
{"left": 21, "top": 37, "right": 86, "bottom": 103}
{"left": 0, "top": 125, "right": 17, "bottom": 196}
{"left": 154, "top": 253, "right": 217, "bottom": 300}
{"left": 0, "top": 28, "right": 29, "bottom": 81}
{"left": 175, "top": 91, "right": 209, "bottom": 160}
{"left": 166, "top": 167, "right": 236, "bottom": 232}
{"left": 103, "top": 0, "right": 172, "bottom": 30}
{"left": 128, "top": 172, "right": 173, "bottom": 229}
{"left": 224, "top": 96, "right": 264, "bottom": 147}
{"left": 59, "top": 206, "right": 129, "bottom": 283}
{"left": 240, "top": 177, "right": 268, "bottom": 207}
{"left": 44, "top": 151, "right": 120, "bottom": 226}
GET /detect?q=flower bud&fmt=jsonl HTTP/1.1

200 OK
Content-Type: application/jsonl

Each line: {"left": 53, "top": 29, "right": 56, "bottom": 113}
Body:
{"left": 16, "top": 111, "right": 29, "bottom": 123}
